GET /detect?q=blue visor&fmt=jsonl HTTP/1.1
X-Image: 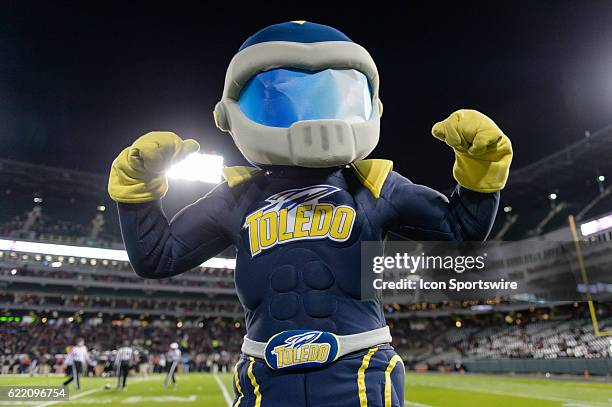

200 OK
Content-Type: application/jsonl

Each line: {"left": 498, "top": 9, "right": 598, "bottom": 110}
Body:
{"left": 238, "top": 68, "right": 372, "bottom": 128}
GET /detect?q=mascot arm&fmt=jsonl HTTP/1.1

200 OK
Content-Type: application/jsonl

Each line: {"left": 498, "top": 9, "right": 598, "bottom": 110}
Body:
{"left": 108, "top": 132, "right": 232, "bottom": 278}
{"left": 383, "top": 173, "right": 499, "bottom": 241}
{"left": 381, "top": 109, "right": 510, "bottom": 240}
{"left": 117, "top": 185, "right": 232, "bottom": 279}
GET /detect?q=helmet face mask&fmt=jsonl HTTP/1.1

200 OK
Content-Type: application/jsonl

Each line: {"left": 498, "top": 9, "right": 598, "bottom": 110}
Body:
{"left": 214, "top": 22, "right": 382, "bottom": 168}
{"left": 238, "top": 68, "right": 373, "bottom": 128}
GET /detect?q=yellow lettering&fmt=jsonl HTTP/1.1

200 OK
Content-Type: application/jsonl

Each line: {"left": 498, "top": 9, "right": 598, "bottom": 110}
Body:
{"left": 299, "top": 345, "right": 309, "bottom": 363}
{"left": 246, "top": 202, "right": 356, "bottom": 256}
{"left": 330, "top": 207, "right": 355, "bottom": 240}
{"left": 274, "top": 347, "right": 284, "bottom": 368}
{"left": 284, "top": 349, "right": 293, "bottom": 365}
{"left": 294, "top": 205, "right": 312, "bottom": 238}
{"left": 278, "top": 208, "right": 293, "bottom": 242}
{"left": 308, "top": 344, "right": 319, "bottom": 361}
{"left": 317, "top": 344, "right": 330, "bottom": 362}
{"left": 259, "top": 212, "right": 278, "bottom": 248}
{"left": 245, "top": 211, "right": 263, "bottom": 254}
{"left": 310, "top": 204, "right": 333, "bottom": 237}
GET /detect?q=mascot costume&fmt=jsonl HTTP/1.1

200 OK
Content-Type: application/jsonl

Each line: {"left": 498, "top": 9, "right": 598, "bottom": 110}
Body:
{"left": 109, "top": 21, "right": 512, "bottom": 407}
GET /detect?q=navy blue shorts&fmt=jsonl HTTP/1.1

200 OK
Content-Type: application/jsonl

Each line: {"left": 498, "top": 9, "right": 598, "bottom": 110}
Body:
{"left": 232, "top": 345, "right": 404, "bottom": 407}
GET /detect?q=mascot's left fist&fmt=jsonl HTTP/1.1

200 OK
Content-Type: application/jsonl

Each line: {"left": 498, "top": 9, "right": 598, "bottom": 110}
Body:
{"left": 432, "top": 109, "right": 513, "bottom": 193}
{"left": 108, "top": 132, "right": 200, "bottom": 203}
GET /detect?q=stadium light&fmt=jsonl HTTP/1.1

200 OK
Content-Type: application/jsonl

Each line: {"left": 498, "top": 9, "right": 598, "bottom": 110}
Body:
{"left": 166, "top": 152, "right": 224, "bottom": 184}
{"left": 580, "top": 213, "right": 612, "bottom": 236}
{"left": 0, "top": 239, "right": 129, "bottom": 261}
{"left": 0, "top": 238, "right": 236, "bottom": 269}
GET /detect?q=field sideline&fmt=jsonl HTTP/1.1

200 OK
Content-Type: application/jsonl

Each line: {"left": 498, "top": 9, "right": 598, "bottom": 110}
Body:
{"left": 0, "top": 372, "right": 610, "bottom": 406}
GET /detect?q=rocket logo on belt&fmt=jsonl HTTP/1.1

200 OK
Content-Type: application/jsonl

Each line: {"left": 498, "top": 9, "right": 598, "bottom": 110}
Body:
{"left": 264, "top": 330, "right": 340, "bottom": 370}
{"left": 243, "top": 185, "right": 356, "bottom": 256}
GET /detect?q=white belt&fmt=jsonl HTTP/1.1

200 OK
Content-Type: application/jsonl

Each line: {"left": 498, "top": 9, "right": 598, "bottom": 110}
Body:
{"left": 241, "top": 326, "right": 392, "bottom": 360}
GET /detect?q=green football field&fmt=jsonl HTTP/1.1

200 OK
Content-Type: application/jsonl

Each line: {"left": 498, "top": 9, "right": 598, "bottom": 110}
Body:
{"left": 0, "top": 372, "right": 610, "bottom": 406}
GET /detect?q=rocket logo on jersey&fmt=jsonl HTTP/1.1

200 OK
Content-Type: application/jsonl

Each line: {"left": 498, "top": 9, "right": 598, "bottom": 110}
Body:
{"left": 243, "top": 185, "right": 356, "bottom": 256}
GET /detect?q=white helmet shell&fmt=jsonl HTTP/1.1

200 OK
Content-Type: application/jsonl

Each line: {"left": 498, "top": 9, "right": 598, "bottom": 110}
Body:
{"left": 214, "top": 36, "right": 382, "bottom": 168}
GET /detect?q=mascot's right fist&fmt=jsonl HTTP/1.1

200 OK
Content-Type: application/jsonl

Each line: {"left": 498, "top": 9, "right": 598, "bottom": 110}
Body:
{"left": 108, "top": 132, "right": 200, "bottom": 203}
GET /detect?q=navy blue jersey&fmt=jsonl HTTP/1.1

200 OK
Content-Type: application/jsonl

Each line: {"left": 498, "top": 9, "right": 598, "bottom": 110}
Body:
{"left": 118, "top": 166, "right": 498, "bottom": 342}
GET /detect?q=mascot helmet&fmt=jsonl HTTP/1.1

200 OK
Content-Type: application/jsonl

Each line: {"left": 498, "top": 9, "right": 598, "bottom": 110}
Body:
{"left": 214, "top": 21, "right": 382, "bottom": 168}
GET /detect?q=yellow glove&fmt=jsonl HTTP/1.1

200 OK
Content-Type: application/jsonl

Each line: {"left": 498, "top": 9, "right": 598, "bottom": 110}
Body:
{"left": 108, "top": 132, "right": 200, "bottom": 203}
{"left": 432, "top": 109, "right": 513, "bottom": 193}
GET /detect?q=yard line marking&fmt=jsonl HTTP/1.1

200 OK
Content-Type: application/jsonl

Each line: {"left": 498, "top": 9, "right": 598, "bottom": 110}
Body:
{"left": 122, "top": 395, "right": 198, "bottom": 403}
{"left": 36, "top": 387, "right": 102, "bottom": 407}
{"left": 410, "top": 380, "right": 608, "bottom": 407}
{"left": 563, "top": 404, "right": 605, "bottom": 407}
{"left": 213, "top": 374, "right": 233, "bottom": 407}
{"left": 405, "top": 401, "right": 433, "bottom": 407}
{"left": 0, "top": 374, "right": 64, "bottom": 377}
{"left": 34, "top": 375, "right": 161, "bottom": 407}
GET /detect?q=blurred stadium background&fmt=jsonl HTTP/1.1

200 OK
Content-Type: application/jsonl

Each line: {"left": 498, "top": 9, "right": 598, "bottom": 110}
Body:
{"left": 0, "top": 125, "right": 611, "bottom": 406}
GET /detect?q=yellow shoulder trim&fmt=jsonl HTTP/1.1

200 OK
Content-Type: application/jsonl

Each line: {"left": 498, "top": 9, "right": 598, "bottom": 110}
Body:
{"left": 221, "top": 166, "right": 260, "bottom": 188}
{"left": 350, "top": 159, "right": 393, "bottom": 199}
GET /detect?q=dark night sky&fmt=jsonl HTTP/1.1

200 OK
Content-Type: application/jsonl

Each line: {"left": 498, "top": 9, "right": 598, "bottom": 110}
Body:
{"left": 1, "top": 1, "right": 612, "bottom": 190}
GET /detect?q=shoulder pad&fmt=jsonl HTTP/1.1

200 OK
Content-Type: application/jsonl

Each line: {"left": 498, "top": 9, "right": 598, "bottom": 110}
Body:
{"left": 350, "top": 159, "right": 393, "bottom": 199}
{"left": 221, "top": 166, "right": 261, "bottom": 188}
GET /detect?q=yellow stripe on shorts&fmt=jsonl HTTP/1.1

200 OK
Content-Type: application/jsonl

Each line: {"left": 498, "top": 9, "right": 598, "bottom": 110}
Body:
{"left": 247, "top": 357, "right": 262, "bottom": 407}
{"left": 384, "top": 355, "right": 404, "bottom": 407}
{"left": 233, "top": 360, "right": 244, "bottom": 407}
{"left": 358, "top": 347, "right": 379, "bottom": 407}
